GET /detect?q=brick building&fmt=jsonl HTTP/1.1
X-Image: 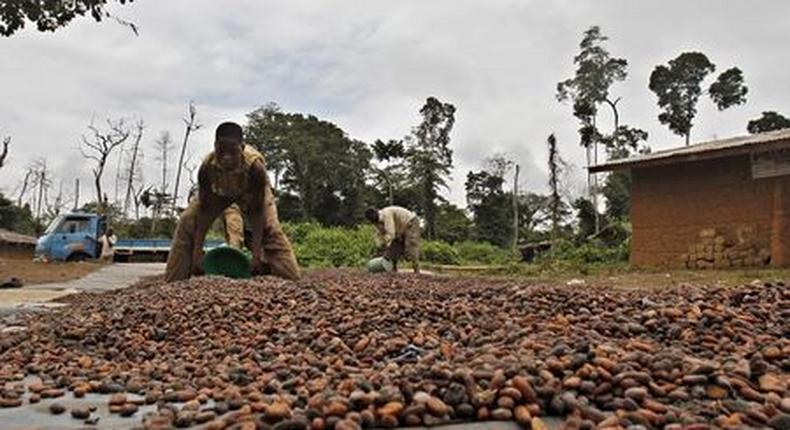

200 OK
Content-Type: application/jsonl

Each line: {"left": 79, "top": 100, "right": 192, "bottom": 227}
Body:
{"left": 590, "top": 129, "right": 790, "bottom": 269}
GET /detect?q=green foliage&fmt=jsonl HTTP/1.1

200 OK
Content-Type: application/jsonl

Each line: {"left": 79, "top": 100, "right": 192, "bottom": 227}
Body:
{"left": 557, "top": 26, "right": 628, "bottom": 125}
{"left": 557, "top": 26, "right": 628, "bottom": 150}
{"left": 245, "top": 104, "right": 373, "bottom": 226}
{"left": 281, "top": 222, "right": 377, "bottom": 268}
{"left": 649, "top": 53, "right": 747, "bottom": 144}
{"left": 465, "top": 166, "right": 512, "bottom": 247}
{"left": 709, "top": 68, "right": 748, "bottom": 110}
{"left": 544, "top": 238, "right": 629, "bottom": 264}
{"left": 0, "top": 0, "right": 133, "bottom": 36}
{"left": 405, "top": 97, "right": 456, "bottom": 239}
{"left": 0, "top": 193, "right": 40, "bottom": 236}
{"left": 573, "top": 198, "right": 597, "bottom": 240}
{"left": 455, "top": 241, "right": 513, "bottom": 265}
{"left": 602, "top": 171, "right": 631, "bottom": 220}
{"left": 420, "top": 241, "right": 460, "bottom": 265}
{"left": 747, "top": 111, "right": 790, "bottom": 134}
{"left": 649, "top": 52, "right": 716, "bottom": 143}
{"left": 434, "top": 203, "right": 472, "bottom": 244}
{"left": 112, "top": 217, "right": 177, "bottom": 239}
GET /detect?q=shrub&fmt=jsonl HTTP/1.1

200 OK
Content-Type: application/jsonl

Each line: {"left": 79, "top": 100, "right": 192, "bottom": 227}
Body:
{"left": 421, "top": 241, "right": 460, "bottom": 265}
{"left": 455, "top": 240, "right": 514, "bottom": 265}
{"left": 289, "top": 223, "right": 376, "bottom": 268}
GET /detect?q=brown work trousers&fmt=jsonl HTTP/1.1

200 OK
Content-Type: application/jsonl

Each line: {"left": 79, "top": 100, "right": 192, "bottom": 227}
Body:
{"left": 384, "top": 218, "right": 421, "bottom": 272}
{"left": 165, "top": 187, "right": 300, "bottom": 282}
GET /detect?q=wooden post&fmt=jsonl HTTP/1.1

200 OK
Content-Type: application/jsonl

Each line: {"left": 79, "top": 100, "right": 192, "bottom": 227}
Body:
{"left": 512, "top": 164, "right": 519, "bottom": 253}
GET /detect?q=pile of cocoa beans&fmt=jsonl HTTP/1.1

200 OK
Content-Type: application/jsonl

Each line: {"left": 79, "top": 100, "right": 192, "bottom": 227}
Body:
{"left": 0, "top": 271, "right": 788, "bottom": 429}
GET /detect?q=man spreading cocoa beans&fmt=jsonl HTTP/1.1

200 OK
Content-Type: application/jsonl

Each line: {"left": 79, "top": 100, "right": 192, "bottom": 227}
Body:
{"left": 165, "top": 122, "right": 300, "bottom": 282}
{"left": 365, "top": 206, "right": 421, "bottom": 274}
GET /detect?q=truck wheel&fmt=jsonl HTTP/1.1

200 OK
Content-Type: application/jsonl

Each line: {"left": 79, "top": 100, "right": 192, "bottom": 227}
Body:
{"left": 67, "top": 252, "right": 91, "bottom": 262}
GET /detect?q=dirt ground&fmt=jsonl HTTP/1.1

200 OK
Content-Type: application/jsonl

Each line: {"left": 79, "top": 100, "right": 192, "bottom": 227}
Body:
{"left": 0, "top": 251, "right": 102, "bottom": 286}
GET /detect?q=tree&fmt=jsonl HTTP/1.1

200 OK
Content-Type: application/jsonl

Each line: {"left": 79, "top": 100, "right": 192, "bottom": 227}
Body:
{"left": 154, "top": 131, "right": 174, "bottom": 195}
{"left": 123, "top": 119, "right": 144, "bottom": 217}
{"left": 0, "top": 0, "right": 135, "bottom": 36}
{"left": 573, "top": 198, "right": 597, "bottom": 240}
{"left": 465, "top": 164, "right": 512, "bottom": 247}
{"left": 747, "top": 111, "right": 790, "bottom": 134}
{"left": 0, "top": 135, "right": 9, "bottom": 170}
{"left": 556, "top": 26, "right": 629, "bottom": 232}
{"left": 649, "top": 52, "right": 747, "bottom": 145}
{"left": 547, "top": 134, "right": 564, "bottom": 244}
{"left": 405, "top": 97, "right": 456, "bottom": 239}
{"left": 245, "top": 104, "right": 373, "bottom": 225}
{"left": 80, "top": 118, "right": 131, "bottom": 212}
{"left": 371, "top": 139, "right": 407, "bottom": 206}
{"left": 434, "top": 203, "right": 472, "bottom": 244}
{"left": 172, "top": 102, "right": 201, "bottom": 210}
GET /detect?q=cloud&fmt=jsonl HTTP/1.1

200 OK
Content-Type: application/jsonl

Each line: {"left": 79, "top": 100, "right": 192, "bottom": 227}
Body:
{"left": 0, "top": 0, "right": 788, "bottom": 212}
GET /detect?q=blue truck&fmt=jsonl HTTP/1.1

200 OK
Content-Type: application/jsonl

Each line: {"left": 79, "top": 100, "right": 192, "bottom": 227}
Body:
{"left": 35, "top": 212, "right": 223, "bottom": 262}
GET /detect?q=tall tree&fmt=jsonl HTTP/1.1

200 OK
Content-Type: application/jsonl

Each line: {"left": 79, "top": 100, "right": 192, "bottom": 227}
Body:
{"left": 172, "top": 102, "right": 201, "bottom": 210}
{"left": 0, "top": 0, "right": 135, "bottom": 36}
{"left": 0, "top": 135, "right": 9, "bottom": 170}
{"left": 154, "top": 131, "right": 174, "bottom": 194}
{"left": 465, "top": 156, "right": 513, "bottom": 247}
{"left": 405, "top": 97, "right": 456, "bottom": 239}
{"left": 123, "top": 120, "right": 144, "bottom": 217}
{"left": 649, "top": 52, "right": 747, "bottom": 145}
{"left": 80, "top": 118, "right": 131, "bottom": 211}
{"left": 371, "top": 139, "right": 407, "bottom": 206}
{"left": 547, "top": 134, "right": 564, "bottom": 244}
{"left": 434, "top": 203, "right": 472, "bottom": 244}
{"left": 747, "top": 111, "right": 790, "bottom": 134}
{"left": 556, "top": 26, "right": 629, "bottom": 232}
{"left": 245, "top": 104, "right": 373, "bottom": 225}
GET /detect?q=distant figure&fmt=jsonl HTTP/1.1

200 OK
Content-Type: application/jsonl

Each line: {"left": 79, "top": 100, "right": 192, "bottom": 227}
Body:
{"left": 365, "top": 206, "right": 421, "bottom": 274}
{"left": 100, "top": 227, "right": 117, "bottom": 263}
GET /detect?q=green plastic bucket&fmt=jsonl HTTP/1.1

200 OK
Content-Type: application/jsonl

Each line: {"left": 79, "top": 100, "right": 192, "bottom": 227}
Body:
{"left": 366, "top": 257, "right": 394, "bottom": 273}
{"left": 203, "top": 246, "right": 252, "bottom": 279}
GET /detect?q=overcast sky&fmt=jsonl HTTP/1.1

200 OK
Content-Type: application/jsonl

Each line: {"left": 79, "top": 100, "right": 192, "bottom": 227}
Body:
{"left": 1, "top": 0, "right": 789, "bottom": 211}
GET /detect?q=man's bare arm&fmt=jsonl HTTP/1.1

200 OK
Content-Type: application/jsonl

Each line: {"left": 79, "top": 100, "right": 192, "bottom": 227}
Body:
{"left": 192, "top": 164, "right": 230, "bottom": 270}
{"left": 247, "top": 160, "right": 268, "bottom": 270}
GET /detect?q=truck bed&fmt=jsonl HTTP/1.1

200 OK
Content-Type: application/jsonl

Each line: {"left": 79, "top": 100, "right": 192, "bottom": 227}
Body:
{"left": 114, "top": 239, "right": 226, "bottom": 262}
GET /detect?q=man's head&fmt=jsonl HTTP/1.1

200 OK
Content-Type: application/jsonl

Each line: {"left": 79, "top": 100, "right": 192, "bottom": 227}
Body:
{"left": 364, "top": 208, "right": 380, "bottom": 223}
{"left": 214, "top": 122, "right": 244, "bottom": 170}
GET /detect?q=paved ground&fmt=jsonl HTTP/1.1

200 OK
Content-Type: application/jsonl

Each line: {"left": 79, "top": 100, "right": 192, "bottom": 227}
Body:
{"left": 0, "top": 263, "right": 164, "bottom": 320}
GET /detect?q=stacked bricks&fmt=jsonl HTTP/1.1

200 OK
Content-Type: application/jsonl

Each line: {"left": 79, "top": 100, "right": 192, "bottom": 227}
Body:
{"left": 682, "top": 227, "right": 771, "bottom": 269}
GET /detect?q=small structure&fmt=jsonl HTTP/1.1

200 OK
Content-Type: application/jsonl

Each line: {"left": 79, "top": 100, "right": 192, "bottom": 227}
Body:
{"left": 591, "top": 129, "right": 790, "bottom": 269}
{"left": 0, "top": 228, "right": 37, "bottom": 257}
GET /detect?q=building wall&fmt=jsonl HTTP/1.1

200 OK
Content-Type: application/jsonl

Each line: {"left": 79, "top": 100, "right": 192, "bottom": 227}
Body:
{"left": 630, "top": 154, "right": 787, "bottom": 268}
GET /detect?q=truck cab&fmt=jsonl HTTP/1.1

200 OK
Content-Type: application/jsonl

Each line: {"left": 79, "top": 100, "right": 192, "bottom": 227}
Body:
{"left": 35, "top": 212, "right": 105, "bottom": 262}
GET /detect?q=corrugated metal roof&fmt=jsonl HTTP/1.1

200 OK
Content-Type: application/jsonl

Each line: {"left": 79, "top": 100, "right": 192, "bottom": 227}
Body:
{"left": 589, "top": 128, "right": 790, "bottom": 172}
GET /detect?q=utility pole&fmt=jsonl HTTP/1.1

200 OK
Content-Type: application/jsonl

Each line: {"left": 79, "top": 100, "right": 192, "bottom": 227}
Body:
{"left": 512, "top": 164, "right": 520, "bottom": 253}
{"left": 74, "top": 178, "right": 80, "bottom": 211}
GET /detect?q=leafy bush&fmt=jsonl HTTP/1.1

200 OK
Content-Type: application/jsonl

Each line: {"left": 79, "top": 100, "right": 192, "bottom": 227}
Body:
{"left": 544, "top": 238, "right": 629, "bottom": 264}
{"left": 286, "top": 223, "right": 376, "bottom": 268}
{"left": 421, "top": 240, "right": 460, "bottom": 265}
{"left": 455, "top": 240, "right": 514, "bottom": 265}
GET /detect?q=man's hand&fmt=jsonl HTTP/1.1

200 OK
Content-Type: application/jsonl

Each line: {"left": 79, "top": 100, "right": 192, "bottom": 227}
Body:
{"left": 191, "top": 249, "right": 205, "bottom": 276}
{"left": 249, "top": 253, "right": 266, "bottom": 276}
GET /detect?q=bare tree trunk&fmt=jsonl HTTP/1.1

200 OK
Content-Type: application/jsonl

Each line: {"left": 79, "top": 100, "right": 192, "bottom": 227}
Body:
{"left": 512, "top": 164, "right": 519, "bottom": 253}
{"left": 36, "top": 169, "right": 45, "bottom": 221}
{"left": 0, "top": 136, "right": 9, "bottom": 170}
{"left": 173, "top": 102, "right": 201, "bottom": 211}
{"left": 17, "top": 169, "right": 32, "bottom": 206}
{"left": 123, "top": 120, "right": 144, "bottom": 217}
